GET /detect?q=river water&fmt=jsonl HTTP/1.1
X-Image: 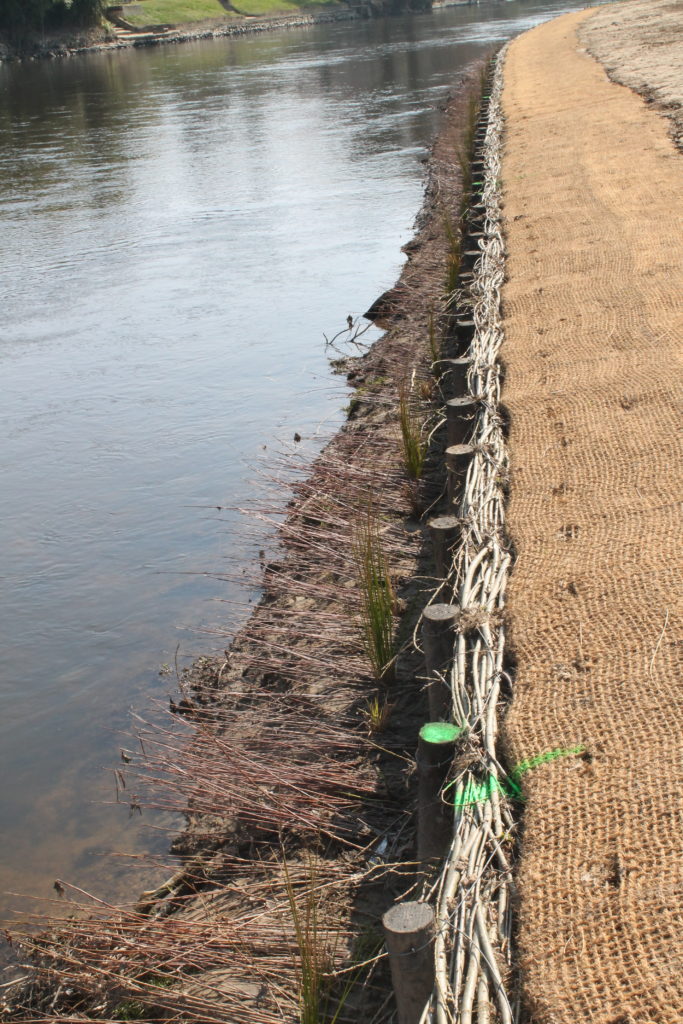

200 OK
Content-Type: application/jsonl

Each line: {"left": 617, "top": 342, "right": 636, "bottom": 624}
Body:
{"left": 0, "top": 0, "right": 580, "bottom": 925}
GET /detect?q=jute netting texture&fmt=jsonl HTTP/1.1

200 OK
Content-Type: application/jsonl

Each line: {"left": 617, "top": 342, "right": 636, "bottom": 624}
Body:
{"left": 500, "top": 8, "right": 683, "bottom": 1024}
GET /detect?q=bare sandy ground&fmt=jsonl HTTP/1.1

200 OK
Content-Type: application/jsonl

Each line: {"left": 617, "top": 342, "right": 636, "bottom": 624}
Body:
{"left": 581, "top": 0, "right": 683, "bottom": 149}
{"left": 501, "top": 4, "right": 683, "bottom": 1021}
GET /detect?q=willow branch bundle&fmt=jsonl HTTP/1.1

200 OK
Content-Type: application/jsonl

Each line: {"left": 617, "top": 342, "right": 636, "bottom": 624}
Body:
{"left": 196, "top": 430, "right": 425, "bottom": 694}
{"left": 422, "top": 48, "right": 518, "bottom": 1024}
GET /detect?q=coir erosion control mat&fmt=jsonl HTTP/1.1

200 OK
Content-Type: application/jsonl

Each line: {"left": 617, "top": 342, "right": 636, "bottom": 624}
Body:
{"left": 500, "top": 8, "right": 683, "bottom": 1023}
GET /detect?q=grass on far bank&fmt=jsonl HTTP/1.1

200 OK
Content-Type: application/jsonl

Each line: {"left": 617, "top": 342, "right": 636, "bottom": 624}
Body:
{"left": 232, "top": 0, "right": 337, "bottom": 13}
{"left": 121, "top": 0, "right": 234, "bottom": 26}
{"left": 120, "top": 0, "right": 338, "bottom": 25}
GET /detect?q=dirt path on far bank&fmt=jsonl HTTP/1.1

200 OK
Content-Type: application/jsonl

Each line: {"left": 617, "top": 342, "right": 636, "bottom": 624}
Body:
{"left": 500, "top": 6, "right": 683, "bottom": 1022}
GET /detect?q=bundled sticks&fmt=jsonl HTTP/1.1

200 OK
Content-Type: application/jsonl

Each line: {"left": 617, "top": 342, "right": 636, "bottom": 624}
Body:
{"left": 421, "top": 48, "right": 518, "bottom": 1024}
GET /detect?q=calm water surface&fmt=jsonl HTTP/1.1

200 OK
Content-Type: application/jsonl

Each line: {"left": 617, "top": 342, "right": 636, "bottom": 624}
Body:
{"left": 0, "top": 0, "right": 581, "bottom": 925}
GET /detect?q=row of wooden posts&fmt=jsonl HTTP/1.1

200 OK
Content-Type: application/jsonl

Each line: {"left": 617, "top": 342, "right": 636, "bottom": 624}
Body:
{"left": 380, "top": 80, "right": 496, "bottom": 1024}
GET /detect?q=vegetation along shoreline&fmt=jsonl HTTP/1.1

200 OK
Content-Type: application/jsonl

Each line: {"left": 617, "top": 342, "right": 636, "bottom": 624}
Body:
{"left": 0, "top": 0, "right": 470, "bottom": 62}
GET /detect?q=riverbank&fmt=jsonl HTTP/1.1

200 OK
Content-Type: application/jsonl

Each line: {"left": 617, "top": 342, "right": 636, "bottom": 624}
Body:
{"left": 3, "top": 0, "right": 558, "bottom": 974}
{"left": 5, "top": 1, "right": 681, "bottom": 1021}
{"left": 0, "top": 6, "right": 355, "bottom": 61}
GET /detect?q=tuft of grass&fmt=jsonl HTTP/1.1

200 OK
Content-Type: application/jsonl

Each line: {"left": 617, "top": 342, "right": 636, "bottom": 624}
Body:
{"left": 463, "top": 92, "right": 480, "bottom": 161}
{"left": 398, "top": 381, "right": 426, "bottom": 481}
{"left": 283, "top": 855, "right": 356, "bottom": 1024}
{"left": 443, "top": 212, "right": 461, "bottom": 294}
{"left": 427, "top": 310, "right": 440, "bottom": 366}
{"left": 145, "top": 974, "right": 175, "bottom": 989}
{"left": 114, "top": 1001, "right": 147, "bottom": 1021}
{"left": 353, "top": 508, "right": 396, "bottom": 682}
{"left": 403, "top": 478, "right": 424, "bottom": 520}
{"left": 457, "top": 147, "right": 472, "bottom": 219}
{"left": 363, "top": 693, "right": 392, "bottom": 734}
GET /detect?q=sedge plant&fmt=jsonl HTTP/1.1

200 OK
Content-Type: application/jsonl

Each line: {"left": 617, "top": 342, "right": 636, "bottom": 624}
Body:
{"left": 284, "top": 855, "right": 332, "bottom": 1024}
{"left": 427, "top": 309, "right": 440, "bottom": 367}
{"left": 283, "top": 854, "right": 358, "bottom": 1024}
{"left": 442, "top": 211, "right": 462, "bottom": 295}
{"left": 353, "top": 506, "right": 396, "bottom": 682}
{"left": 458, "top": 92, "right": 481, "bottom": 216}
{"left": 398, "top": 380, "right": 427, "bottom": 481}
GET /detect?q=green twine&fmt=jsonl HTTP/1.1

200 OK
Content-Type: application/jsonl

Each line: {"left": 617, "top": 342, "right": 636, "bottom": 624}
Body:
{"left": 511, "top": 744, "right": 585, "bottom": 781}
{"left": 451, "top": 745, "right": 585, "bottom": 808}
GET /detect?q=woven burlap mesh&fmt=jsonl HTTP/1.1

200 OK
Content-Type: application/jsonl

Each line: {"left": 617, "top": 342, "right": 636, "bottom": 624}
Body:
{"left": 500, "top": 8, "right": 683, "bottom": 1023}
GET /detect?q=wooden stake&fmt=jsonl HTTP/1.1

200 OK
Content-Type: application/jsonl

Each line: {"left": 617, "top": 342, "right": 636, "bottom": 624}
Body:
{"left": 446, "top": 442, "right": 474, "bottom": 507}
{"left": 434, "top": 356, "right": 471, "bottom": 397}
{"left": 446, "top": 397, "right": 478, "bottom": 448}
{"left": 382, "top": 901, "right": 436, "bottom": 1024}
{"left": 427, "top": 514, "right": 460, "bottom": 580}
{"left": 461, "top": 248, "right": 482, "bottom": 270}
{"left": 454, "top": 317, "right": 475, "bottom": 347}
{"left": 417, "top": 722, "right": 463, "bottom": 865}
{"left": 422, "top": 603, "right": 458, "bottom": 720}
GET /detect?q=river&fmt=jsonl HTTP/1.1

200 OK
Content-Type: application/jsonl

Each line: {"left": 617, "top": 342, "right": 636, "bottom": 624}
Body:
{"left": 0, "top": 0, "right": 581, "bottom": 929}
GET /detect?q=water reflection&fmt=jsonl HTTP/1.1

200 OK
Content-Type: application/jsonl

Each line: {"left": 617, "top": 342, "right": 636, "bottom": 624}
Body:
{"left": 0, "top": 0, "right": 581, "bottom": 927}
